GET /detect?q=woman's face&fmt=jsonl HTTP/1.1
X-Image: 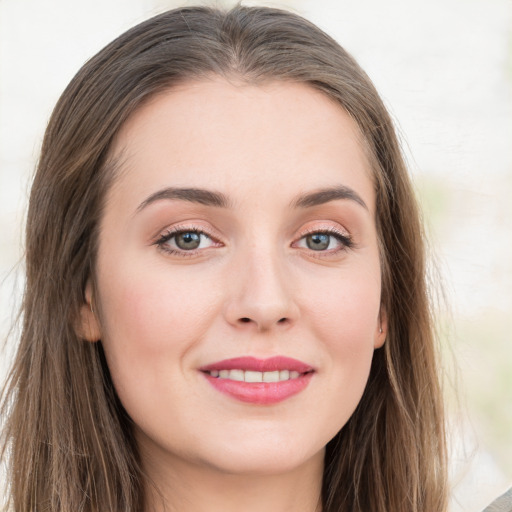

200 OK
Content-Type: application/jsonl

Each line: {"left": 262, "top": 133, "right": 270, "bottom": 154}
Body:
{"left": 82, "top": 79, "right": 386, "bottom": 478}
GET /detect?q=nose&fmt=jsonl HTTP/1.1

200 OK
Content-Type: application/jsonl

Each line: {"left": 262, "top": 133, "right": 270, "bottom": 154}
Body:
{"left": 223, "top": 248, "right": 299, "bottom": 332}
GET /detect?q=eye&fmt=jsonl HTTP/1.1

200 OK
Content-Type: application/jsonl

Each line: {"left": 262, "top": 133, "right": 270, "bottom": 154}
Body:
{"left": 174, "top": 231, "right": 203, "bottom": 250}
{"left": 155, "top": 228, "right": 218, "bottom": 255}
{"left": 304, "top": 233, "right": 332, "bottom": 251}
{"left": 294, "top": 228, "right": 353, "bottom": 253}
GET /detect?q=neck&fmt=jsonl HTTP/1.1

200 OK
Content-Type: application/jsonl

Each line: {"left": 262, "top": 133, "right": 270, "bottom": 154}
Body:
{"left": 141, "top": 445, "right": 324, "bottom": 512}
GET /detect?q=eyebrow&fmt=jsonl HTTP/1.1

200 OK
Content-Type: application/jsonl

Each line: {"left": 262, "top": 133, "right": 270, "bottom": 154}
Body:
{"left": 291, "top": 185, "right": 368, "bottom": 210}
{"left": 136, "top": 187, "right": 230, "bottom": 212}
{"left": 136, "top": 184, "right": 368, "bottom": 213}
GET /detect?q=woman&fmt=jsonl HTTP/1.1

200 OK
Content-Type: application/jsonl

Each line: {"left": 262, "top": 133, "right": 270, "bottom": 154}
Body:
{"left": 1, "top": 5, "right": 448, "bottom": 511}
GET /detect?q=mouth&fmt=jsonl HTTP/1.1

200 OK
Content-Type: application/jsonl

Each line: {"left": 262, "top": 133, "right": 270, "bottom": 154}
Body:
{"left": 199, "top": 356, "right": 314, "bottom": 405}
{"left": 204, "top": 368, "right": 306, "bottom": 382}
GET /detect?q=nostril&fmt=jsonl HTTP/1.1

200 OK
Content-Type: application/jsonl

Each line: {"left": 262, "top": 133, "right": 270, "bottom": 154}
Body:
{"left": 236, "top": 317, "right": 290, "bottom": 326}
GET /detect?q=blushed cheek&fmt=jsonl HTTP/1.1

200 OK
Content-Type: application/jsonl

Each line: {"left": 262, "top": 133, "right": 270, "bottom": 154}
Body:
{"left": 96, "top": 269, "right": 209, "bottom": 422}
{"left": 311, "top": 273, "right": 381, "bottom": 355}
{"left": 98, "top": 265, "right": 221, "bottom": 363}
{"left": 315, "top": 281, "right": 379, "bottom": 429}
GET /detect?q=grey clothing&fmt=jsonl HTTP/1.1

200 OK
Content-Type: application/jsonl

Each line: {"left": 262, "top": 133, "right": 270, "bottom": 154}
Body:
{"left": 483, "top": 488, "right": 512, "bottom": 512}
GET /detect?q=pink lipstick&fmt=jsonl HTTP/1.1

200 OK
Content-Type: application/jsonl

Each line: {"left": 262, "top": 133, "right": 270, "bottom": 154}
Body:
{"left": 199, "top": 356, "right": 314, "bottom": 405}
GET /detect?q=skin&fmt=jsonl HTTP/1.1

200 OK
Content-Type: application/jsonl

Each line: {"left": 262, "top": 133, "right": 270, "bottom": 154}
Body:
{"left": 81, "top": 79, "right": 387, "bottom": 512}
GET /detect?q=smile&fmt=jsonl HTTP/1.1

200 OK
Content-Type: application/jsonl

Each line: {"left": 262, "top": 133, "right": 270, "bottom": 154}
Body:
{"left": 200, "top": 356, "right": 314, "bottom": 405}
{"left": 205, "top": 369, "right": 303, "bottom": 382}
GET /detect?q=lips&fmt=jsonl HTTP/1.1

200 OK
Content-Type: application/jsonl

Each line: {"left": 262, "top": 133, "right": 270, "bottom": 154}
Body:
{"left": 200, "top": 356, "right": 312, "bottom": 373}
{"left": 199, "top": 356, "right": 314, "bottom": 405}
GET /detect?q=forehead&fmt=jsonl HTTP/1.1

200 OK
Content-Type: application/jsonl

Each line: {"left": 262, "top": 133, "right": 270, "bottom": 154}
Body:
{"left": 107, "top": 78, "right": 375, "bottom": 213}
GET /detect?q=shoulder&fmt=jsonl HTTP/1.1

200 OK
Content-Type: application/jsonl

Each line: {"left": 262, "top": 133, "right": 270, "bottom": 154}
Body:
{"left": 483, "top": 488, "right": 512, "bottom": 512}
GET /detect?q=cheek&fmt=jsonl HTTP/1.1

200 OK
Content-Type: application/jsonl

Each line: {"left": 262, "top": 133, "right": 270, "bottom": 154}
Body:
{"left": 96, "top": 260, "right": 220, "bottom": 399}
{"left": 100, "top": 259, "right": 218, "bottom": 345}
{"left": 304, "top": 267, "right": 381, "bottom": 415}
{"left": 307, "top": 267, "right": 381, "bottom": 346}
{"left": 95, "top": 260, "right": 226, "bottom": 442}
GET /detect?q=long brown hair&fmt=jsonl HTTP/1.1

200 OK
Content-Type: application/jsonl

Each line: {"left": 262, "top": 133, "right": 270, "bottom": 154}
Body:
{"left": 1, "top": 5, "right": 447, "bottom": 511}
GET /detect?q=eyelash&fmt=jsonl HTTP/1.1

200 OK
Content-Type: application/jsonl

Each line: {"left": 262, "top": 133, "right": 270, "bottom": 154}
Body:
{"left": 154, "top": 225, "right": 354, "bottom": 257}
{"left": 154, "top": 225, "right": 219, "bottom": 257}
{"left": 295, "top": 227, "right": 354, "bottom": 254}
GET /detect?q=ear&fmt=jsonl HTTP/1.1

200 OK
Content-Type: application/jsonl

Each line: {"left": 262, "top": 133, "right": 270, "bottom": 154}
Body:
{"left": 77, "top": 280, "right": 101, "bottom": 342}
{"left": 374, "top": 307, "right": 387, "bottom": 349}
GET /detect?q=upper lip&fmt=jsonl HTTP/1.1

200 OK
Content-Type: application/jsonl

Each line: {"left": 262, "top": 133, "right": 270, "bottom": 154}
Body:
{"left": 199, "top": 356, "right": 313, "bottom": 373}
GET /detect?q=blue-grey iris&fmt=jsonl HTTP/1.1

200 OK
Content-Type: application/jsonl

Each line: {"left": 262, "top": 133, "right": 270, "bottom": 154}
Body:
{"left": 306, "top": 233, "right": 330, "bottom": 251}
{"left": 176, "top": 232, "right": 201, "bottom": 250}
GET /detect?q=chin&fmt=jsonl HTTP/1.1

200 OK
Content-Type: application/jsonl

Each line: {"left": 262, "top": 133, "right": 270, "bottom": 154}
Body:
{"left": 192, "top": 431, "right": 326, "bottom": 476}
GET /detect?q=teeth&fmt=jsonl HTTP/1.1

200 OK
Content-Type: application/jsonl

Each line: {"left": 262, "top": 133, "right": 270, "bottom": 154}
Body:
{"left": 245, "top": 370, "right": 263, "bottom": 383}
{"left": 229, "top": 369, "right": 244, "bottom": 381}
{"left": 208, "top": 369, "right": 303, "bottom": 382}
{"left": 263, "top": 371, "right": 279, "bottom": 383}
{"left": 279, "top": 370, "right": 290, "bottom": 380}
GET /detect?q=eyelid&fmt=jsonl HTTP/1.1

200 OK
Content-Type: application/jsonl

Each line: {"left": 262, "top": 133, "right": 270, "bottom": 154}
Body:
{"left": 152, "top": 221, "right": 354, "bottom": 258}
{"left": 153, "top": 224, "right": 223, "bottom": 256}
{"left": 299, "top": 225, "right": 350, "bottom": 239}
{"left": 292, "top": 224, "right": 354, "bottom": 253}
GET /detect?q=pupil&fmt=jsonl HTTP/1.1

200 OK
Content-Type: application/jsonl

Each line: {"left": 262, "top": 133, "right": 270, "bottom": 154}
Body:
{"left": 176, "top": 232, "right": 201, "bottom": 250}
{"left": 307, "top": 233, "right": 329, "bottom": 251}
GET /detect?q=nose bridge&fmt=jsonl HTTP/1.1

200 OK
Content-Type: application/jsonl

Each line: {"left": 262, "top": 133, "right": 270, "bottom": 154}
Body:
{"left": 224, "top": 239, "right": 298, "bottom": 331}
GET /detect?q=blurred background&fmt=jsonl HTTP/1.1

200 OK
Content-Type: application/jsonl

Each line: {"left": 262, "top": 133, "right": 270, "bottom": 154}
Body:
{"left": 1, "top": 0, "right": 511, "bottom": 509}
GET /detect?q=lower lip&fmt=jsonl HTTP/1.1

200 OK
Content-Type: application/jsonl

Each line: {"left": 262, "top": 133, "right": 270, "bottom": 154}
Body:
{"left": 202, "top": 373, "right": 313, "bottom": 404}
